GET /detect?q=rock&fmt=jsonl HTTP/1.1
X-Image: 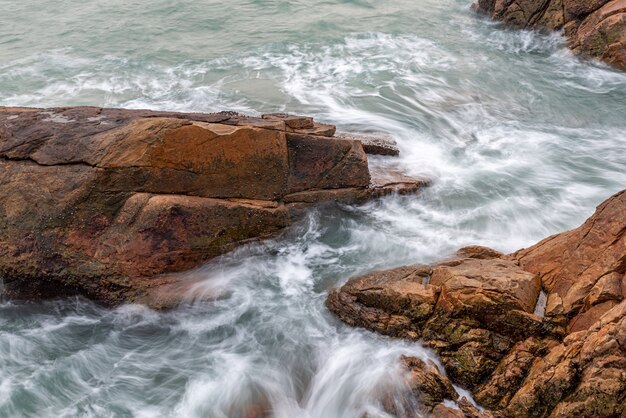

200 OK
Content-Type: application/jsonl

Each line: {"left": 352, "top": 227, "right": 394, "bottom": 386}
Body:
{"left": 0, "top": 106, "right": 430, "bottom": 306}
{"left": 400, "top": 356, "right": 459, "bottom": 409}
{"left": 99, "top": 119, "right": 289, "bottom": 200}
{"left": 567, "top": 299, "right": 618, "bottom": 332}
{"left": 502, "top": 300, "right": 626, "bottom": 417}
{"left": 430, "top": 258, "right": 541, "bottom": 316}
{"left": 262, "top": 113, "right": 314, "bottom": 129}
{"left": 430, "top": 404, "right": 466, "bottom": 417}
{"left": 258, "top": 113, "right": 336, "bottom": 136}
{"left": 335, "top": 132, "right": 400, "bottom": 156}
{"left": 423, "top": 259, "right": 543, "bottom": 389}
{"left": 290, "top": 123, "right": 337, "bottom": 137}
{"left": 570, "top": 0, "right": 626, "bottom": 69}
{"left": 565, "top": 0, "right": 612, "bottom": 18}
{"left": 427, "top": 400, "right": 494, "bottom": 418}
{"left": 285, "top": 133, "right": 370, "bottom": 193}
{"left": 512, "top": 189, "right": 626, "bottom": 329}
{"left": 0, "top": 163, "right": 291, "bottom": 306}
{"left": 583, "top": 271, "right": 624, "bottom": 308}
{"left": 368, "top": 180, "right": 429, "bottom": 198}
{"left": 280, "top": 157, "right": 428, "bottom": 208}
{"left": 418, "top": 258, "right": 544, "bottom": 388}
{"left": 455, "top": 246, "right": 504, "bottom": 260}
{"left": 368, "top": 165, "right": 432, "bottom": 196}
{"left": 473, "top": 0, "right": 626, "bottom": 70}
{"left": 327, "top": 190, "right": 626, "bottom": 417}
{"left": 241, "top": 400, "right": 273, "bottom": 418}
{"left": 380, "top": 355, "right": 463, "bottom": 417}
{"left": 456, "top": 398, "right": 494, "bottom": 418}
{"left": 326, "top": 265, "right": 437, "bottom": 339}
{"left": 327, "top": 258, "right": 543, "bottom": 389}
{"left": 473, "top": 337, "right": 552, "bottom": 409}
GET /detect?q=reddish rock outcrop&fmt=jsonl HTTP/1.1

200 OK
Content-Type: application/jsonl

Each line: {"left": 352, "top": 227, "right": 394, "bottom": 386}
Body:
{"left": 0, "top": 106, "right": 427, "bottom": 306}
{"left": 327, "top": 190, "right": 626, "bottom": 417}
{"left": 512, "top": 190, "right": 626, "bottom": 333}
{"left": 473, "top": 0, "right": 626, "bottom": 70}
{"left": 327, "top": 257, "right": 545, "bottom": 393}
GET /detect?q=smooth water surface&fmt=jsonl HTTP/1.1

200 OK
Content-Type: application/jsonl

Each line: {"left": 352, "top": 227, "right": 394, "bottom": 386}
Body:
{"left": 1, "top": 0, "right": 625, "bottom": 416}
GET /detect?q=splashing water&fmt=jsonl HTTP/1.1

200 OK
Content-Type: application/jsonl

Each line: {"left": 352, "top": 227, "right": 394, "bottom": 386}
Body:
{"left": 1, "top": 0, "right": 626, "bottom": 416}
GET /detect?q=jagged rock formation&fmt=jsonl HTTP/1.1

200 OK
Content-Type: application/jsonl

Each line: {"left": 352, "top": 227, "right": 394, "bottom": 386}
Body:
{"left": 327, "top": 190, "right": 626, "bottom": 417}
{"left": 0, "top": 106, "right": 427, "bottom": 307}
{"left": 473, "top": 0, "right": 626, "bottom": 70}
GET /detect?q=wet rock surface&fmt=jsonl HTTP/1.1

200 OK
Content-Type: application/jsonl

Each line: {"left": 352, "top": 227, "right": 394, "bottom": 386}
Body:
{"left": 473, "top": 0, "right": 626, "bottom": 70}
{"left": 335, "top": 132, "right": 400, "bottom": 156}
{"left": 512, "top": 190, "right": 626, "bottom": 333}
{"left": 327, "top": 190, "right": 626, "bottom": 417}
{"left": 0, "top": 106, "right": 428, "bottom": 306}
{"left": 374, "top": 355, "right": 492, "bottom": 418}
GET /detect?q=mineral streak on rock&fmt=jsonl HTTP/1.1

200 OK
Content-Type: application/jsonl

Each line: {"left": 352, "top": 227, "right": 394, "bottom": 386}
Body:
{"left": 473, "top": 0, "right": 626, "bottom": 70}
{"left": 0, "top": 106, "right": 428, "bottom": 307}
{"left": 327, "top": 190, "right": 626, "bottom": 417}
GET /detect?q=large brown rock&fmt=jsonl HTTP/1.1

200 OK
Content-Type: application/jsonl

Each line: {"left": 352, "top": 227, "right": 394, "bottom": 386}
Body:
{"left": 431, "top": 258, "right": 541, "bottom": 316}
{"left": 327, "top": 256, "right": 544, "bottom": 390}
{"left": 473, "top": 0, "right": 626, "bottom": 70}
{"left": 0, "top": 106, "right": 428, "bottom": 306}
{"left": 327, "top": 190, "right": 626, "bottom": 417}
{"left": 285, "top": 132, "right": 370, "bottom": 193}
{"left": 512, "top": 189, "right": 626, "bottom": 331}
{"left": 423, "top": 259, "right": 543, "bottom": 390}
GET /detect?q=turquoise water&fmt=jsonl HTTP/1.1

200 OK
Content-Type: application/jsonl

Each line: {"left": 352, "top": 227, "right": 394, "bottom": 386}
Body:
{"left": 1, "top": 0, "right": 626, "bottom": 417}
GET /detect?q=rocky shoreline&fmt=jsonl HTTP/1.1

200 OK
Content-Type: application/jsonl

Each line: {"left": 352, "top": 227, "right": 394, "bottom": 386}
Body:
{"left": 327, "top": 190, "right": 625, "bottom": 417}
{"left": 0, "top": 106, "right": 427, "bottom": 307}
{"left": 1, "top": 106, "right": 624, "bottom": 417}
{"left": 473, "top": 0, "right": 626, "bottom": 70}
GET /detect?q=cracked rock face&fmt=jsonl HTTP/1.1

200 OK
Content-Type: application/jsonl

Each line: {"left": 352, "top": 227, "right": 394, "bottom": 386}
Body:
{"left": 327, "top": 190, "right": 626, "bottom": 417}
{"left": 0, "top": 106, "right": 427, "bottom": 307}
{"left": 473, "top": 0, "right": 626, "bottom": 70}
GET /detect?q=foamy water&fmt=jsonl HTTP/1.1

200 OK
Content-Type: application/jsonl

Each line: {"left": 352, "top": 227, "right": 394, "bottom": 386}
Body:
{"left": 1, "top": 0, "right": 626, "bottom": 416}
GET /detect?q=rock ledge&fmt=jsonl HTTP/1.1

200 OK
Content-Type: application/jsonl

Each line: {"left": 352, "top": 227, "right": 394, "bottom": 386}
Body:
{"left": 0, "top": 106, "right": 427, "bottom": 307}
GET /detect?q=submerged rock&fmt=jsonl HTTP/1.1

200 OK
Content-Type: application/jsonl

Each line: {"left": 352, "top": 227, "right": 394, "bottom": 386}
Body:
{"left": 327, "top": 190, "right": 626, "bottom": 417}
{"left": 0, "top": 106, "right": 428, "bottom": 306}
{"left": 473, "top": 0, "right": 626, "bottom": 70}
